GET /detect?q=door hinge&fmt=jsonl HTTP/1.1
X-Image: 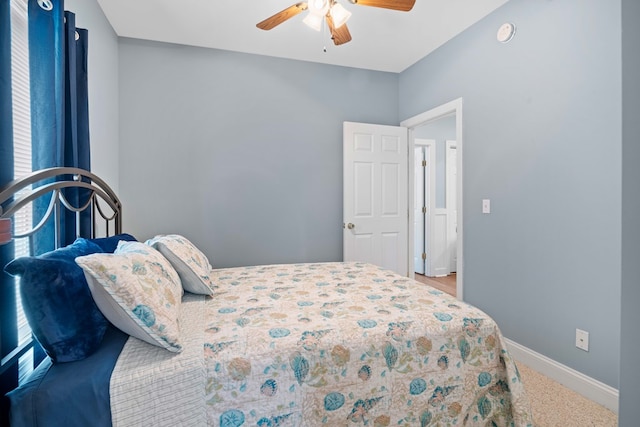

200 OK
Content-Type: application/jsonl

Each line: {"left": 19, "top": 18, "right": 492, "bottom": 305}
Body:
{"left": 422, "top": 160, "right": 427, "bottom": 167}
{"left": 422, "top": 252, "right": 427, "bottom": 260}
{"left": 422, "top": 206, "right": 427, "bottom": 214}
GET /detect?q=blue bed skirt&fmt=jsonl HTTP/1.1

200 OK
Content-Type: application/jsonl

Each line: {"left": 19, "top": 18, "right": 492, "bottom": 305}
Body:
{"left": 8, "top": 325, "right": 128, "bottom": 427}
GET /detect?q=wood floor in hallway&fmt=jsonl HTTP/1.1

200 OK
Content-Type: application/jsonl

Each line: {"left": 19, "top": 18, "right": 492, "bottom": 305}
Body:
{"left": 414, "top": 273, "right": 456, "bottom": 297}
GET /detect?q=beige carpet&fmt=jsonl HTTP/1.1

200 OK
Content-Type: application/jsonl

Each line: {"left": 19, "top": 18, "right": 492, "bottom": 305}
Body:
{"left": 517, "top": 363, "right": 617, "bottom": 427}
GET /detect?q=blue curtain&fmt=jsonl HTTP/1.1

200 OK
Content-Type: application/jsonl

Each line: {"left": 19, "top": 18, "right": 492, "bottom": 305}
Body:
{"left": 29, "top": 1, "right": 91, "bottom": 253}
{"left": 1, "top": 1, "right": 89, "bottom": 398}
{"left": 63, "top": 12, "right": 91, "bottom": 246}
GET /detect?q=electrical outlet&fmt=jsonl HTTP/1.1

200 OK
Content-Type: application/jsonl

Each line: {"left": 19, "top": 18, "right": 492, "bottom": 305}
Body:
{"left": 576, "top": 329, "right": 589, "bottom": 352}
{"left": 482, "top": 199, "right": 491, "bottom": 214}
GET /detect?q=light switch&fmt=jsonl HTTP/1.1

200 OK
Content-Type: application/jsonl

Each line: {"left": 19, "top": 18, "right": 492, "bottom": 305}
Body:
{"left": 482, "top": 199, "right": 491, "bottom": 214}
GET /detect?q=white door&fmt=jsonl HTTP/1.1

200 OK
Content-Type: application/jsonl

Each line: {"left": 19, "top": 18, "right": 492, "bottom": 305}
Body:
{"left": 413, "top": 139, "right": 435, "bottom": 276}
{"left": 413, "top": 146, "right": 425, "bottom": 274}
{"left": 343, "top": 122, "right": 408, "bottom": 276}
{"left": 446, "top": 141, "right": 457, "bottom": 273}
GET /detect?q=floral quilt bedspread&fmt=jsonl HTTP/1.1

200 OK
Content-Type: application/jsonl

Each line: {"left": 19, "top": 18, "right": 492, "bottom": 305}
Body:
{"left": 203, "top": 262, "right": 533, "bottom": 426}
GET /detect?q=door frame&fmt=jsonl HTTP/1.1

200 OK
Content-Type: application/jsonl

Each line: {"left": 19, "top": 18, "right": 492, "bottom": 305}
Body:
{"left": 446, "top": 140, "right": 457, "bottom": 273}
{"left": 401, "top": 98, "right": 464, "bottom": 300}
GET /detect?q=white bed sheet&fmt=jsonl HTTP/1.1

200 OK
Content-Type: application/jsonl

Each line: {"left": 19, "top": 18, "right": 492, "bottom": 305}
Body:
{"left": 110, "top": 294, "right": 207, "bottom": 426}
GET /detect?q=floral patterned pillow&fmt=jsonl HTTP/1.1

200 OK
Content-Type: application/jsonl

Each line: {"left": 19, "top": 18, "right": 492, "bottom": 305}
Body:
{"left": 146, "top": 234, "right": 216, "bottom": 296}
{"left": 76, "top": 241, "right": 183, "bottom": 352}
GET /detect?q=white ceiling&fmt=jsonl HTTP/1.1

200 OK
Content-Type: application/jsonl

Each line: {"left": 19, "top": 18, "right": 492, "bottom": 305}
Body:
{"left": 97, "top": 0, "right": 509, "bottom": 73}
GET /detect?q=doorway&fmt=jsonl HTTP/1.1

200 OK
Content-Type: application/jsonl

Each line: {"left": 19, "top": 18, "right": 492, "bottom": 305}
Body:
{"left": 401, "top": 98, "right": 464, "bottom": 300}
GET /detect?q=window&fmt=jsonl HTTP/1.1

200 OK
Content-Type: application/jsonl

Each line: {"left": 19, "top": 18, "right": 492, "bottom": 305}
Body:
{"left": 10, "top": 0, "right": 34, "bottom": 384}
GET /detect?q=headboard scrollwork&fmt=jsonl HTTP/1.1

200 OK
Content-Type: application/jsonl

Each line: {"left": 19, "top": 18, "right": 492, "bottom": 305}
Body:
{"left": 0, "top": 167, "right": 122, "bottom": 247}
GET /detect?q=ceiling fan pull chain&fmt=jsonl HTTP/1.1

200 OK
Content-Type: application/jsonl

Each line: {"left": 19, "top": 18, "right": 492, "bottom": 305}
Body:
{"left": 322, "top": 19, "right": 327, "bottom": 53}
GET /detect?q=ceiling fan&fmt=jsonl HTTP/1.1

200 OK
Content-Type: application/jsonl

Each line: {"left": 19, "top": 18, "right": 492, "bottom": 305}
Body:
{"left": 256, "top": 0, "right": 416, "bottom": 46}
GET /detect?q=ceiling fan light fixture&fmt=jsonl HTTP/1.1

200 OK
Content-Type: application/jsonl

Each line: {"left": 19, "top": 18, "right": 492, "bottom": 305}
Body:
{"left": 308, "top": 0, "right": 329, "bottom": 15}
{"left": 303, "top": 12, "right": 324, "bottom": 31}
{"left": 258, "top": 0, "right": 415, "bottom": 45}
{"left": 330, "top": 3, "right": 352, "bottom": 29}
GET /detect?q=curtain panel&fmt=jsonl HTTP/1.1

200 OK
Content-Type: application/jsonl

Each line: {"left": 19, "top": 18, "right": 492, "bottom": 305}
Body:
{"left": 0, "top": 0, "right": 91, "bottom": 403}
{"left": 28, "top": 0, "right": 90, "bottom": 253}
{"left": 63, "top": 11, "right": 91, "bottom": 246}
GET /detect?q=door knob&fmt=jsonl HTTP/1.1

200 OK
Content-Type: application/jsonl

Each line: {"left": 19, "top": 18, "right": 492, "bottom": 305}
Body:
{"left": 347, "top": 223, "right": 355, "bottom": 229}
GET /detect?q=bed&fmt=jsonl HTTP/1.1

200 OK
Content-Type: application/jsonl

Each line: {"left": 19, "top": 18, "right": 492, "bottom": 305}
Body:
{"left": 1, "top": 168, "right": 533, "bottom": 426}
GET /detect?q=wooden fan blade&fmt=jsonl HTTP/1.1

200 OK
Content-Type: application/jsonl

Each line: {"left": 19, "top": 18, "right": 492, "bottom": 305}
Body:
{"left": 349, "top": 0, "right": 415, "bottom": 12}
{"left": 326, "top": 15, "right": 352, "bottom": 45}
{"left": 257, "top": 2, "right": 308, "bottom": 30}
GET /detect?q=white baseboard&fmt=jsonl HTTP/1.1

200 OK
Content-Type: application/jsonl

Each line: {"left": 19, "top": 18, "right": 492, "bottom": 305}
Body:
{"left": 504, "top": 338, "right": 619, "bottom": 414}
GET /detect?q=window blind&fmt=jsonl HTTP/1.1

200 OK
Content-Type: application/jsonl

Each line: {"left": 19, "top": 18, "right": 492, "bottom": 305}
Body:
{"left": 10, "top": 0, "right": 34, "bottom": 384}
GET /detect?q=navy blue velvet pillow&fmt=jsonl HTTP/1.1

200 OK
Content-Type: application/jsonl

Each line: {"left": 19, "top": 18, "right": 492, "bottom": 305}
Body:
{"left": 88, "top": 233, "right": 137, "bottom": 253}
{"left": 4, "top": 238, "right": 109, "bottom": 363}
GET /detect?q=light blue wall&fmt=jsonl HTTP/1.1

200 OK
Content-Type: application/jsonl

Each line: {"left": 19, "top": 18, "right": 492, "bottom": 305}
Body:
{"left": 118, "top": 39, "right": 398, "bottom": 268}
{"left": 400, "top": 0, "right": 622, "bottom": 388}
{"left": 414, "top": 116, "right": 456, "bottom": 208}
{"left": 619, "top": 0, "right": 640, "bottom": 423}
{"left": 66, "top": 0, "right": 119, "bottom": 194}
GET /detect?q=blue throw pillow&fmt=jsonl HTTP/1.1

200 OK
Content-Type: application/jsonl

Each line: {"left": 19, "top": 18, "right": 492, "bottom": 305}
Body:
{"left": 88, "top": 233, "right": 137, "bottom": 253}
{"left": 4, "top": 238, "right": 109, "bottom": 363}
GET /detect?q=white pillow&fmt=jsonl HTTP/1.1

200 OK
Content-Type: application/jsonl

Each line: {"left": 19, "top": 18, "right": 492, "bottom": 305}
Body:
{"left": 146, "top": 234, "right": 216, "bottom": 296}
{"left": 76, "top": 241, "right": 183, "bottom": 352}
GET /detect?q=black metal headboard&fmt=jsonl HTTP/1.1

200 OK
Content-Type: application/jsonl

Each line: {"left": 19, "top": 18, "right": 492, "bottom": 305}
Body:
{"left": 0, "top": 167, "right": 122, "bottom": 422}
{"left": 0, "top": 167, "right": 122, "bottom": 243}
